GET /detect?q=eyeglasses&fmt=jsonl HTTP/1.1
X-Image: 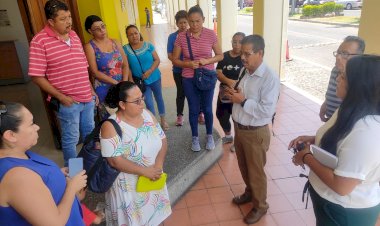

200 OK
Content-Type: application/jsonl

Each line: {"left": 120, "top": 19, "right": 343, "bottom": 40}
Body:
{"left": 241, "top": 51, "right": 257, "bottom": 58}
{"left": 333, "top": 51, "right": 360, "bottom": 59}
{"left": 91, "top": 24, "right": 106, "bottom": 33}
{"left": 0, "top": 103, "right": 7, "bottom": 134}
{"left": 122, "top": 95, "right": 145, "bottom": 105}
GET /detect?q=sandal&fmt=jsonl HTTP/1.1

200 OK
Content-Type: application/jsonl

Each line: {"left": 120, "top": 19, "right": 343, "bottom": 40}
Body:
{"left": 161, "top": 121, "right": 169, "bottom": 131}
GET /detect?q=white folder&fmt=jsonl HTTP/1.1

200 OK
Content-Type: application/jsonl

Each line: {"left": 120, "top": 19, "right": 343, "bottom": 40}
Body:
{"left": 310, "top": 144, "right": 338, "bottom": 169}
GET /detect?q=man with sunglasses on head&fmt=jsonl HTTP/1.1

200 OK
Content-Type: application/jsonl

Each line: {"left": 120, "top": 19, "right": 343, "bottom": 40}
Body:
{"left": 28, "top": 0, "right": 97, "bottom": 166}
{"left": 226, "top": 35, "right": 280, "bottom": 224}
{"left": 319, "top": 36, "right": 365, "bottom": 122}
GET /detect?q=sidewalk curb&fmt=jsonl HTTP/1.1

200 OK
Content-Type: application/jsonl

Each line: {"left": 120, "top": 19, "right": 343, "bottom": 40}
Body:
{"left": 289, "top": 18, "right": 359, "bottom": 28}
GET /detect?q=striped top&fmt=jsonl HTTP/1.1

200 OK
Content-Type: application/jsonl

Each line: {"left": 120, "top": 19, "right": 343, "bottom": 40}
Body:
{"left": 28, "top": 25, "right": 92, "bottom": 102}
{"left": 325, "top": 67, "right": 342, "bottom": 118}
{"left": 175, "top": 28, "right": 217, "bottom": 78}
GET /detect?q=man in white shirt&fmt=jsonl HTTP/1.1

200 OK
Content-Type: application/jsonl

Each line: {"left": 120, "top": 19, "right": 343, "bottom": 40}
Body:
{"left": 227, "top": 35, "right": 280, "bottom": 224}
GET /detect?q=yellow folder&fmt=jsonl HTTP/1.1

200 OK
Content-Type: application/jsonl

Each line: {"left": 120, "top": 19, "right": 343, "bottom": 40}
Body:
{"left": 136, "top": 173, "right": 167, "bottom": 192}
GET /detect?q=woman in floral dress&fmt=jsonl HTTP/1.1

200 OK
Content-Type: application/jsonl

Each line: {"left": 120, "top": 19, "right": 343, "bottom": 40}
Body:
{"left": 84, "top": 15, "right": 129, "bottom": 120}
{"left": 100, "top": 81, "right": 171, "bottom": 226}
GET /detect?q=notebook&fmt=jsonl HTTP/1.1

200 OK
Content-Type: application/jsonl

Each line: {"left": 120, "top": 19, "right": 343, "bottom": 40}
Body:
{"left": 310, "top": 145, "right": 338, "bottom": 169}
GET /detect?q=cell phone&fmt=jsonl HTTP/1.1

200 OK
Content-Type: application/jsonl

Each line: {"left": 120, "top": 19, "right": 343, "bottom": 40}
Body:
{"left": 68, "top": 157, "right": 83, "bottom": 178}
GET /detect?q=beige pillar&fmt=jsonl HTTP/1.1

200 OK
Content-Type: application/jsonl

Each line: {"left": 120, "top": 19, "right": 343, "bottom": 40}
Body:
{"left": 166, "top": 0, "right": 175, "bottom": 27}
{"left": 187, "top": 0, "right": 197, "bottom": 9}
{"left": 198, "top": 0, "right": 213, "bottom": 29}
{"left": 216, "top": 0, "right": 238, "bottom": 52}
{"left": 253, "top": 0, "right": 288, "bottom": 76}
{"left": 178, "top": 0, "right": 187, "bottom": 10}
{"left": 358, "top": 0, "right": 380, "bottom": 54}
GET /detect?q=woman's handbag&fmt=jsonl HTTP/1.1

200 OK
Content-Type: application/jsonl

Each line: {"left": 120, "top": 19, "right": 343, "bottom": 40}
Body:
{"left": 136, "top": 173, "right": 167, "bottom": 192}
{"left": 186, "top": 34, "right": 217, "bottom": 91}
{"left": 132, "top": 76, "right": 146, "bottom": 93}
{"left": 129, "top": 44, "right": 146, "bottom": 93}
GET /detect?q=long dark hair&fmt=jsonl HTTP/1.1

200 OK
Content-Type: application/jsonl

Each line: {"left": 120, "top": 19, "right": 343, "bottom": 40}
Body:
{"left": 0, "top": 101, "right": 23, "bottom": 148}
{"left": 105, "top": 81, "right": 137, "bottom": 109}
{"left": 188, "top": 5, "right": 204, "bottom": 17}
{"left": 320, "top": 55, "right": 380, "bottom": 154}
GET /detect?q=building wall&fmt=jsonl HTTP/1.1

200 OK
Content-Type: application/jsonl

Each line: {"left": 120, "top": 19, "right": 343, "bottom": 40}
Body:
{"left": 77, "top": 0, "right": 141, "bottom": 45}
{"left": 0, "top": 0, "right": 29, "bottom": 79}
{"left": 358, "top": 0, "right": 380, "bottom": 54}
{"left": 137, "top": 0, "right": 153, "bottom": 26}
{"left": 76, "top": 0, "right": 101, "bottom": 43}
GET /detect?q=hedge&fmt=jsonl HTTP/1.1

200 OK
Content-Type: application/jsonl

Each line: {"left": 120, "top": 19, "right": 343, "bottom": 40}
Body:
{"left": 302, "top": 2, "right": 344, "bottom": 18}
{"left": 242, "top": 7, "right": 253, "bottom": 13}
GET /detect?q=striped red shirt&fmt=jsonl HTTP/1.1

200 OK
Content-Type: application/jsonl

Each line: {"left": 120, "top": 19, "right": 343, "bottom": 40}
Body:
{"left": 175, "top": 28, "right": 217, "bottom": 78}
{"left": 28, "top": 25, "right": 92, "bottom": 102}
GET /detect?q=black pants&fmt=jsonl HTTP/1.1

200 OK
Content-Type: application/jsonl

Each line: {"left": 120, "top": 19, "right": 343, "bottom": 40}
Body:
{"left": 173, "top": 72, "right": 185, "bottom": 116}
{"left": 216, "top": 98, "right": 233, "bottom": 133}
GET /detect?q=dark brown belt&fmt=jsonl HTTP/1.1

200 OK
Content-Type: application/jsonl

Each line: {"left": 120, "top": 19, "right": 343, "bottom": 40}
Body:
{"left": 234, "top": 122, "right": 267, "bottom": 130}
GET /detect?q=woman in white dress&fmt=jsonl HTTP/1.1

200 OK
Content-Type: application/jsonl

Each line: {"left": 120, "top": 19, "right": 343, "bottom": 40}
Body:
{"left": 100, "top": 81, "right": 171, "bottom": 226}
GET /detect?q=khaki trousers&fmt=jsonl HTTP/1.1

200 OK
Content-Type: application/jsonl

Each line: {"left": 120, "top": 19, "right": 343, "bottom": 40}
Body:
{"left": 234, "top": 124, "right": 271, "bottom": 210}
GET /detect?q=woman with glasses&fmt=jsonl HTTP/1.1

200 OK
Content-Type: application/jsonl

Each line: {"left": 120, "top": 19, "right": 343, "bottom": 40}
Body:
{"left": 100, "top": 81, "right": 171, "bottom": 226}
{"left": 289, "top": 55, "right": 380, "bottom": 226}
{"left": 216, "top": 32, "right": 245, "bottom": 150}
{"left": 124, "top": 25, "right": 169, "bottom": 131}
{"left": 84, "top": 15, "right": 129, "bottom": 120}
{"left": 172, "top": 5, "right": 223, "bottom": 152}
{"left": 0, "top": 101, "right": 87, "bottom": 225}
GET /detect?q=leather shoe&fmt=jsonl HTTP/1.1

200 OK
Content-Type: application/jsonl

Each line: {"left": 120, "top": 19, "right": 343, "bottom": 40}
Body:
{"left": 244, "top": 207, "right": 268, "bottom": 224}
{"left": 232, "top": 193, "right": 251, "bottom": 205}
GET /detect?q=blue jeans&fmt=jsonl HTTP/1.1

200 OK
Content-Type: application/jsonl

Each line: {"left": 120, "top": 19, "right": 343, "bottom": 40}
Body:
{"left": 144, "top": 79, "right": 166, "bottom": 116}
{"left": 182, "top": 77, "right": 215, "bottom": 137}
{"left": 57, "top": 99, "right": 95, "bottom": 166}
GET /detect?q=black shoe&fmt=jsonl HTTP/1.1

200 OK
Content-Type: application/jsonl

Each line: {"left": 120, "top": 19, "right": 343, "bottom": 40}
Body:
{"left": 232, "top": 193, "right": 251, "bottom": 205}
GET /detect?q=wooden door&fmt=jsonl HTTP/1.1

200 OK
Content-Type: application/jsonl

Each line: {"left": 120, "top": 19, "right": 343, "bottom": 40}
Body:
{"left": 19, "top": 0, "right": 84, "bottom": 42}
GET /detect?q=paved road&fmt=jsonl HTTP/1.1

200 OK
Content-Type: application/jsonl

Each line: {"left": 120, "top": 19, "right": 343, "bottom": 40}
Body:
{"left": 237, "top": 15, "right": 358, "bottom": 68}
{"left": 342, "top": 9, "right": 361, "bottom": 17}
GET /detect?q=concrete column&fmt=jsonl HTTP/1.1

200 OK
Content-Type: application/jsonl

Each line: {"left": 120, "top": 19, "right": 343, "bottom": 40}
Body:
{"left": 358, "top": 0, "right": 380, "bottom": 54}
{"left": 165, "top": 0, "right": 175, "bottom": 27}
{"left": 187, "top": 0, "right": 197, "bottom": 9}
{"left": 198, "top": 0, "right": 213, "bottom": 29}
{"left": 216, "top": 0, "right": 238, "bottom": 52}
{"left": 253, "top": 0, "right": 288, "bottom": 77}
{"left": 178, "top": 0, "right": 186, "bottom": 10}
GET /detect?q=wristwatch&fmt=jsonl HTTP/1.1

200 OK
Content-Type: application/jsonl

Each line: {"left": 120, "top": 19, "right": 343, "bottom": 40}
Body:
{"left": 240, "top": 99, "right": 247, "bottom": 107}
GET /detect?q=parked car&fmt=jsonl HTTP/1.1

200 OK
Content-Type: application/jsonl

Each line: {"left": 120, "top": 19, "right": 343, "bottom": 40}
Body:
{"left": 289, "top": 0, "right": 305, "bottom": 7}
{"left": 303, "top": 0, "right": 334, "bottom": 6}
{"left": 335, "top": 0, "right": 362, "bottom": 9}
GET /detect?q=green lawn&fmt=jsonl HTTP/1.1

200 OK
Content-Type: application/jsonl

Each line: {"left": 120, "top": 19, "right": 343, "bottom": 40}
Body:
{"left": 289, "top": 14, "right": 360, "bottom": 25}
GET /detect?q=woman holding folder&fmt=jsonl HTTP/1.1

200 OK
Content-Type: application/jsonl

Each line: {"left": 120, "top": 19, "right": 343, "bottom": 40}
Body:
{"left": 289, "top": 55, "right": 380, "bottom": 226}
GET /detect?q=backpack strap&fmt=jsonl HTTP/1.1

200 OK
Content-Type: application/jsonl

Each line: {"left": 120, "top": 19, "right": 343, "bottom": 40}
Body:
{"left": 185, "top": 33, "right": 194, "bottom": 61}
{"left": 106, "top": 119, "right": 122, "bottom": 139}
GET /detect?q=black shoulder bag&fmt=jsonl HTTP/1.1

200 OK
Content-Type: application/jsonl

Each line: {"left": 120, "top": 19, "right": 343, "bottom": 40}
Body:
{"left": 129, "top": 44, "right": 146, "bottom": 93}
{"left": 185, "top": 33, "right": 217, "bottom": 91}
